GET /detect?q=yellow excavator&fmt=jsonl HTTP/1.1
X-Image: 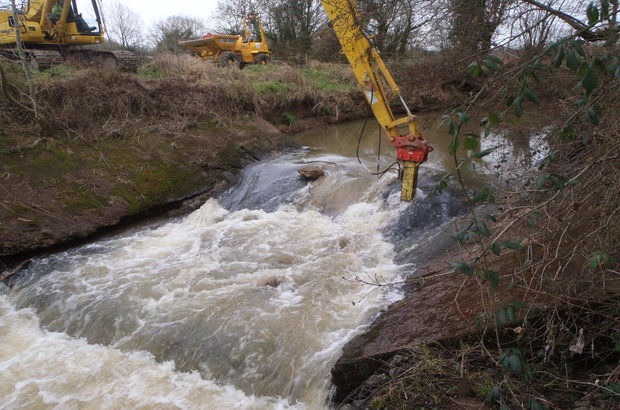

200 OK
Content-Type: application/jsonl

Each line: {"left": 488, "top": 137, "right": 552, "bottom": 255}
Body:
{"left": 320, "top": 0, "right": 432, "bottom": 201}
{"left": 179, "top": 14, "right": 271, "bottom": 68}
{"left": 0, "top": 0, "right": 136, "bottom": 71}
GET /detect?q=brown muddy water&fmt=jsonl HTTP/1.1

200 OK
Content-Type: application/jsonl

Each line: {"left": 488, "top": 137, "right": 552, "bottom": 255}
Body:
{"left": 0, "top": 115, "right": 548, "bottom": 409}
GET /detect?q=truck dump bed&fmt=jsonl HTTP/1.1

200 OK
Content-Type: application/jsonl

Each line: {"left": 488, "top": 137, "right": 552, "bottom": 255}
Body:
{"left": 179, "top": 34, "right": 242, "bottom": 58}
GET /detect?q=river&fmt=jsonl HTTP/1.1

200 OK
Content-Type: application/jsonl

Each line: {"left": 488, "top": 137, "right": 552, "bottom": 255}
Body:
{"left": 0, "top": 117, "right": 542, "bottom": 409}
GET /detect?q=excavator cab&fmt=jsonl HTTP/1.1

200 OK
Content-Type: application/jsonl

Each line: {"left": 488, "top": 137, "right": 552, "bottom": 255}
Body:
{"left": 47, "top": 0, "right": 102, "bottom": 35}
{"left": 1, "top": 0, "right": 104, "bottom": 47}
{"left": 243, "top": 14, "right": 263, "bottom": 43}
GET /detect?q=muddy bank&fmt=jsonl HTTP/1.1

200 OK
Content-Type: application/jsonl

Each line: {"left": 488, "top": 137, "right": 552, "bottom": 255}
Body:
{"left": 331, "top": 238, "right": 620, "bottom": 405}
{"left": 0, "top": 117, "right": 293, "bottom": 262}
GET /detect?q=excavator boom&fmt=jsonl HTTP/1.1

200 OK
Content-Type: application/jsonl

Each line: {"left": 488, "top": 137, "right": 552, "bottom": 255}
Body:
{"left": 320, "top": 0, "right": 432, "bottom": 200}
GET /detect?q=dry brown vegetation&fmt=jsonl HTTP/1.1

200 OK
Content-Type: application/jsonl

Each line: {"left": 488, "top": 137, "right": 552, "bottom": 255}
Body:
{"left": 0, "top": 55, "right": 365, "bottom": 145}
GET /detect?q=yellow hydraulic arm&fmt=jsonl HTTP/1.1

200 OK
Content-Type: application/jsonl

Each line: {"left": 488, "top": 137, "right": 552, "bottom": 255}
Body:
{"left": 320, "top": 0, "right": 432, "bottom": 201}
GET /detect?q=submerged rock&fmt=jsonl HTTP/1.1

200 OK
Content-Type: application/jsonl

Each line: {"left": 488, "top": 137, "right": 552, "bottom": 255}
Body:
{"left": 297, "top": 165, "right": 325, "bottom": 180}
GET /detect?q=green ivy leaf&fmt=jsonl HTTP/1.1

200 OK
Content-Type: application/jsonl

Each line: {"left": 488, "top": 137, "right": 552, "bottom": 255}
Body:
{"left": 574, "top": 40, "right": 588, "bottom": 57}
{"left": 488, "top": 386, "right": 503, "bottom": 404}
{"left": 601, "top": 382, "right": 620, "bottom": 399}
{"left": 448, "top": 120, "right": 458, "bottom": 136}
{"left": 522, "top": 87, "right": 540, "bottom": 104}
{"left": 486, "top": 54, "right": 504, "bottom": 65}
{"left": 587, "top": 2, "right": 600, "bottom": 25}
{"left": 491, "top": 242, "right": 501, "bottom": 256}
{"left": 509, "top": 300, "right": 526, "bottom": 308}
{"left": 472, "top": 147, "right": 497, "bottom": 158}
{"left": 476, "top": 221, "right": 491, "bottom": 237}
{"left": 497, "top": 308, "right": 508, "bottom": 325}
{"left": 506, "top": 354, "right": 523, "bottom": 374}
{"left": 455, "top": 114, "right": 469, "bottom": 126}
{"left": 464, "top": 137, "right": 478, "bottom": 150}
{"left": 566, "top": 49, "right": 580, "bottom": 70}
{"left": 506, "top": 305, "right": 516, "bottom": 322}
{"left": 584, "top": 105, "right": 601, "bottom": 125}
{"left": 513, "top": 95, "right": 524, "bottom": 117}
{"left": 451, "top": 261, "right": 474, "bottom": 275}
{"left": 432, "top": 179, "right": 449, "bottom": 195}
{"left": 587, "top": 251, "right": 615, "bottom": 268}
{"left": 582, "top": 69, "right": 599, "bottom": 94}
{"left": 526, "top": 68, "right": 540, "bottom": 83}
{"left": 485, "top": 270, "right": 501, "bottom": 288}
{"left": 601, "top": 0, "right": 610, "bottom": 19}
{"left": 502, "top": 239, "right": 523, "bottom": 249}
{"left": 483, "top": 58, "right": 501, "bottom": 72}
{"left": 468, "top": 61, "right": 481, "bottom": 78}
{"left": 553, "top": 46, "right": 565, "bottom": 67}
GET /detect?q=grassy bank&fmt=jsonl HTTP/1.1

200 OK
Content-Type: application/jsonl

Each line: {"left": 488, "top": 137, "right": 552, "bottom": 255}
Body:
{"left": 3, "top": 56, "right": 368, "bottom": 257}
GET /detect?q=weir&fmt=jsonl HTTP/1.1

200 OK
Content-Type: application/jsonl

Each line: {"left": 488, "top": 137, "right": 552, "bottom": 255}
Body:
{"left": 0, "top": 116, "right": 520, "bottom": 408}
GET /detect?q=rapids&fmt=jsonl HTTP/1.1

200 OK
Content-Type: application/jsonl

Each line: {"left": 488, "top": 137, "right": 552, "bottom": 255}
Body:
{"left": 1, "top": 116, "right": 541, "bottom": 408}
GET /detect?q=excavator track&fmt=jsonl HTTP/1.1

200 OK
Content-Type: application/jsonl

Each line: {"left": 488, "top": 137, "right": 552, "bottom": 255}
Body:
{"left": 65, "top": 49, "right": 138, "bottom": 72}
{"left": 0, "top": 49, "right": 138, "bottom": 72}
{"left": 109, "top": 50, "right": 139, "bottom": 72}
{"left": 29, "top": 50, "right": 65, "bottom": 70}
{"left": 0, "top": 49, "right": 65, "bottom": 71}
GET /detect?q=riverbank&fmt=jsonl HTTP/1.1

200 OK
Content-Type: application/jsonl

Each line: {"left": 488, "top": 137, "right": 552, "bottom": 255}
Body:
{"left": 329, "top": 75, "right": 620, "bottom": 407}
{"left": 0, "top": 57, "right": 367, "bottom": 264}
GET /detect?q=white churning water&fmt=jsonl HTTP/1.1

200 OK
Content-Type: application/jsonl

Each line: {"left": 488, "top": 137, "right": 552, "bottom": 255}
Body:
{"left": 3, "top": 181, "right": 404, "bottom": 409}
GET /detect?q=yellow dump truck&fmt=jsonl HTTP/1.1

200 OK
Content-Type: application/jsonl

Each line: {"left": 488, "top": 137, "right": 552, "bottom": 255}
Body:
{"left": 179, "top": 14, "right": 271, "bottom": 67}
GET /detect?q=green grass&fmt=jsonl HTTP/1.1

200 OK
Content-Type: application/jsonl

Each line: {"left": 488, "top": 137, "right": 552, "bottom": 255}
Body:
{"left": 253, "top": 80, "right": 291, "bottom": 96}
{"left": 301, "top": 67, "right": 350, "bottom": 92}
{"left": 33, "top": 64, "right": 77, "bottom": 79}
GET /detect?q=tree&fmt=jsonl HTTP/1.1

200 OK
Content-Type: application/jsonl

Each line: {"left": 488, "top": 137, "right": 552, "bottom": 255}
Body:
{"left": 213, "top": 0, "right": 267, "bottom": 34}
{"left": 520, "top": 0, "right": 619, "bottom": 43}
{"left": 104, "top": 2, "right": 144, "bottom": 50}
{"left": 150, "top": 16, "right": 209, "bottom": 53}
{"left": 267, "top": 0, "right": 324, "bottom": 49}
{"left": 450, "top": 0, "right": 511, "bottom": 54}
{"left": 356, "top": 0, "right": 439, "bottom": 55}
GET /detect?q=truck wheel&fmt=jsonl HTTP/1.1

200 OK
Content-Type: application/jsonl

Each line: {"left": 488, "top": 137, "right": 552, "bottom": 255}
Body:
{"left": 219, "top": 52, "right": 239, "bottom": 67}
{"left": 254, "top": 54, "right": 270, "bottom": 65}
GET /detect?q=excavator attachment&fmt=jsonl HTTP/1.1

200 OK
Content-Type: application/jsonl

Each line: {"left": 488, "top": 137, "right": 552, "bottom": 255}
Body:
{"left": 401, "top": 162, "right": 419, "bottom": 201}
{"left": 390, "top": 131, "right": 434, "bottom": 200}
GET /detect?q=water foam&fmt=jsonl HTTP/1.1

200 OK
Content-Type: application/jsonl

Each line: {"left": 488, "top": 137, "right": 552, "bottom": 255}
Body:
{"left": 0, "top": 296, "right": 298, "bottom": 410}
{"left": 8, "top": 198, "right": 400, "bottom": 408}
